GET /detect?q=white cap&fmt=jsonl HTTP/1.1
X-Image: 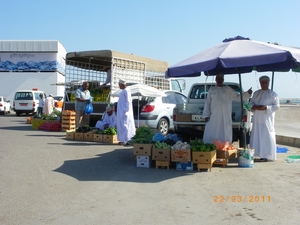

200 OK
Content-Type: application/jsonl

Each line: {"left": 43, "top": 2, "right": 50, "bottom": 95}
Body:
{"left": 119, "top": 79, "right": 126, "bottom": 85}
{"left": 106, "top": 105, "right": 113, "bottom": 112}
{"left": 49, "top": 94, "right": 53, "bottom": 97}
{"left": 259, "top": 75, "right": 270, "bottom": 82}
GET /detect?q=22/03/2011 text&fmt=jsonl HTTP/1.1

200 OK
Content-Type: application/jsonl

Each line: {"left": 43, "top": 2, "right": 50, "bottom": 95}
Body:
{"left": 214, "top": 195, "right": 271, "bottom": 203}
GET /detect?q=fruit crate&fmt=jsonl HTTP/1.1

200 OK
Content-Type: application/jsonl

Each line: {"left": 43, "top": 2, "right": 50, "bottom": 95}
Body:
{"left": 61, "top": 124, "right": 76, "bottom": 132}
{"left": 102, "top": 135, "right": 118, "bottom": 144}
{"left": 62, "top": 110, "right": 76, "bottom": 118}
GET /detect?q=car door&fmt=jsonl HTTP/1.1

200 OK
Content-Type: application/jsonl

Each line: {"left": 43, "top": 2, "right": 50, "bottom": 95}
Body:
{"left": 162, "top": 92, "right": 178, "bottom": 127}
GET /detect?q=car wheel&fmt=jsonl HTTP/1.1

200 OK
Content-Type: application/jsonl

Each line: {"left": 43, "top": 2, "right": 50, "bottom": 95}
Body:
{"left": 158, "top": 118, "right": 169, "bottom": 136}
{"left": 16, "top": 112, "right": 20, "bottom": 116}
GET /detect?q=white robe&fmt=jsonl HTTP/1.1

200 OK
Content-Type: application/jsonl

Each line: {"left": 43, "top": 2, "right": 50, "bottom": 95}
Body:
{"left": 203, "top": 86, "right": 250, "bottom": 144}
{"left": 95, "top": 112, "right": 117, "bottom": 130}
{"left": 43, "top": 96, "right": 55, "bottom": 115}
{"left": 249, "top": 89, "right": 280, "bottom": 161}
{"left": 116, "top": 88, "right": 136, "bottom": 143}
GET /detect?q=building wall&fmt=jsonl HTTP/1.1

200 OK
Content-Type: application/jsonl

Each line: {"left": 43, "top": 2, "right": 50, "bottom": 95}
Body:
{"left": 0, "top": 40, "right": 67, "bottom": 101}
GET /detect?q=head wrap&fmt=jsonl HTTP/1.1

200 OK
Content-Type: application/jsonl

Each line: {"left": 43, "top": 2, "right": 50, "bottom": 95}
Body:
{"left": 49, "top": 94, "right": 53, "bottom": 97}
{"left": 259, "top": 75, "right": 270, "bottom": 82}
{"left": 106, "top": 105, "right": 113, "bottom": 112}
{"left": 119, "top": 79, "right": 126, "bottom": 85}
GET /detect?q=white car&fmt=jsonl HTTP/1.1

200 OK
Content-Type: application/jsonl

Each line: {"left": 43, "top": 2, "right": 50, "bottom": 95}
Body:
{"left": 0, "top": 96, "right": 11, "bottom": 115}
{"left": 133, "top": 90, "right": 187, "bottom": 135}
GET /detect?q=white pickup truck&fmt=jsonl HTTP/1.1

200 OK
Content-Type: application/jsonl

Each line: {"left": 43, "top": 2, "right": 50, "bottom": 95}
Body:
{"left": 173, "top": 82, "right": 252, "bottom": 147}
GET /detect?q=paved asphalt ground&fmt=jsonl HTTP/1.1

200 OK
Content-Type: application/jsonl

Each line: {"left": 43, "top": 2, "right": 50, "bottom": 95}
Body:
{"left": 0, "top": 112, "right": 300, "bottom": 225}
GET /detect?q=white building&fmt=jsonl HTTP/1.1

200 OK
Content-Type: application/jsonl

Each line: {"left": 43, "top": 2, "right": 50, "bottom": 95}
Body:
{"left": 0, "top": 40, "right": 67, "bottom": 102}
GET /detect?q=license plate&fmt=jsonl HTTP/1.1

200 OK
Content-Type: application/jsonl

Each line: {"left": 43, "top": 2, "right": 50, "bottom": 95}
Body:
{"left": 19, "top": 103, "right": 28, "bottom": 106}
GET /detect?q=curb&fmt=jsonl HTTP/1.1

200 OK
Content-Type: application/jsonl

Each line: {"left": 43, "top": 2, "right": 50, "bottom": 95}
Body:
{"left": 276, "top": 135, "right": 300, "bottom": 148}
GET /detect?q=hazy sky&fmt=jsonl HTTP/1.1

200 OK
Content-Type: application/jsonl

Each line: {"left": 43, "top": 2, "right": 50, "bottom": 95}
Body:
{"left": 1, "top": 0, "right": 300, "bottom": 98}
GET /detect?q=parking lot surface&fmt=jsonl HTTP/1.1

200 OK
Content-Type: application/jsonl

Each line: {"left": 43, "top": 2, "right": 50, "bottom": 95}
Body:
{"left": 0, "top": 115, "right": 299, "bottom": 225}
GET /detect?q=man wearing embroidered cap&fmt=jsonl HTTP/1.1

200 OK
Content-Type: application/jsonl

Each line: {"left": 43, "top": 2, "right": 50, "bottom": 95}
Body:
{"left": 116, "top": 79, "right": 136, "bottom": 146}
{"left": 250, "top": 75, "right": 280, "bottom": 162}
{"left": 95, "top": 105, "right": 117, "bottom": 130}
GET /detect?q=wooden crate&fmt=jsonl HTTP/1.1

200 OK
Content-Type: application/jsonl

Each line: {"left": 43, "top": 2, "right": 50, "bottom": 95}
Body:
{"left": 93, "top": 133, "right": 103, "bottom": 142}
{"left": 61, "top": 124, "right": 76, "bottom": 132}
{"left": 102, "top": 135, "right": 118, "bottom": 144}
{"left": 83, "top": 132, "right": 93, "bottom": 141}
{"left": 62, "top": 111, "right": 76, "bottom": 117}
{"left": 155, "top": 160, "right": 170, "bottom": 169}
{"left": 74, "top": 132, "right": 84, "bottom": 141}
{"left": 197, "top": 163, "right": 213, "bottom": 172}
{"left": 213, "top": 158, "right": 228, "bottom": 167}
{"left": 66, "top": 132, "right": 75, "bottom": 140}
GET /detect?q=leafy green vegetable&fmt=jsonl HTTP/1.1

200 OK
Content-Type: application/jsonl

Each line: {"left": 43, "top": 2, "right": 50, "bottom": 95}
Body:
{"left": 130, "top": 126, "right": 155, "bottom": 144}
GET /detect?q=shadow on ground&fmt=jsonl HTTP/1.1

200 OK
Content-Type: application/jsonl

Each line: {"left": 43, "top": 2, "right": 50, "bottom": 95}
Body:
{"left": 52, "top": 148, "right": 199, "bottom": 183}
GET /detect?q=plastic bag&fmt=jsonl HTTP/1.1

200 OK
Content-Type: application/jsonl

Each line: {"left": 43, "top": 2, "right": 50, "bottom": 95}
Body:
{"left": 152, "top": 132, "right": 165, "bottom": 142}
{"left": 85, "top": 97, "right": 93, "bottom": 114}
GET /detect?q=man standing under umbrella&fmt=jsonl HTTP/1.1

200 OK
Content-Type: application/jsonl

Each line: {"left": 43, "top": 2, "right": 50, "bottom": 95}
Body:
{"left": 116, "top": 79, "right": 136, "bottom": 146}
{"left": 250, "top": 76, "right": 280, "bottom": 162}
{"left": 203, "top": 73, "right": 252, "bottom": 144}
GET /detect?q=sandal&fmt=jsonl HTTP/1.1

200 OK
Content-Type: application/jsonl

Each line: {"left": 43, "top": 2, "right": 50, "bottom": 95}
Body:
{"left": 254, "top": 158, "right": 268, "bottom": 162}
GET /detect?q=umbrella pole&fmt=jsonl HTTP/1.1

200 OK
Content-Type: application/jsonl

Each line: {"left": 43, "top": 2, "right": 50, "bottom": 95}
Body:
{"left": 238, "top": 73, "right": 247, "bottom": 148}
{"left": 138, "top": 94, "right": 140, "bottom": 127}
{"left": 271, "top": 71, "right": 274, "bottom": 90}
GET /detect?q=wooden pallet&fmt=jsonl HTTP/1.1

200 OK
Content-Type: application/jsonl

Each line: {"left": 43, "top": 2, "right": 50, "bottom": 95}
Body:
{"left": 197, "top": 163, "right": 213, "bottom": 172}
{"left": 155, "top": 160, "right": 170, "bottom": 169}
{"left": 213, "top": 158, "right": 228, "bottom": 167}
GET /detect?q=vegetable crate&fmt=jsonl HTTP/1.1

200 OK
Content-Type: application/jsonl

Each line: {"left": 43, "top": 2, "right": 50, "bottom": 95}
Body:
{"left": 93, "top": 133, "right": 103, "bottom": 142}
{"left": 152, "top": 148, "right": 170, "bottom": 161}
{"left": 133, "top": 144, "right": 153, "bottom": 156}
{"left": 74, "top": 132, "right": 84, "bottom": 141}
{"left": 192, "top": 150, "right": 216, "bottom": 164}
{"left": 171, "top": 149, "right": 191, "bottom": 162}
{"left": 66, "top": 132, "right": 75, "bottom": 140}
{"left": 216, "top": 149, "right": 238, "bottom": 159}
{"left": 84, "top": 132, "right": 94, "bottom": 141}
{"left": 102, "top": 135, "right": 118, "bottom": 144}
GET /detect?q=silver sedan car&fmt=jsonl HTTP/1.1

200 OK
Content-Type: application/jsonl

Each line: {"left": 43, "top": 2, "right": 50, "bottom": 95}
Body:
{"left": 133, "top": 90, "right": 187, "bottom": 135}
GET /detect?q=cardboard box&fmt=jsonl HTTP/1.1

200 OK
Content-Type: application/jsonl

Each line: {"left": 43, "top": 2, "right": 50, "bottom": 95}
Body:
{"left": 171, "top": 149, "right": 191, "bottom": 162}
{"left": 102, "top": 135, "right": 118, "bottom": 144}
{"left": 192, "top": 150, "right": 216, "bottom": 164}
{"left": 84, "top": 132, "right": 94, "bottom": 141}
{"left": 217, "top": 149, "right": 238, "bottom": 159}
{"left": 93, "top": 133, "right": 103, "bottom": 142}
{"left": 176, "top": 161, "right": 193, "bottom": 171}
{"left": 133, "top": 144, "right": 153, "bottom": 156}
{"left": 66, "top": 132, "right": 75, "bottom": 140}
{"left": 152, "top": 148, "right": 170, "bottom": 161}
{"left": 136, "top": 156, "right": 151, "bottom": 168}
{"left": 176, "top": 114, "right": 191, "bottom": 122}
{"left": 74, "top": 132, "right": 84, "bottom": 141}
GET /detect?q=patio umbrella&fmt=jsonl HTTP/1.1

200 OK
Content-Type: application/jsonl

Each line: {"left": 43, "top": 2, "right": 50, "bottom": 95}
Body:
{"left": 166, "top": 36, "right": 299, "bottom": 78}
{"left": 111, "top": 84, "right": 166, "bottom": 127}
{"left": 166, "top": 36, "right": 299, "bottom": 147}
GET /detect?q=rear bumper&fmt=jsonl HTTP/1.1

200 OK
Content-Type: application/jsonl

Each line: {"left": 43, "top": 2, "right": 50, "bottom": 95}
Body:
{"left": 13, "top": 108, "right": 35, "bottom": 113}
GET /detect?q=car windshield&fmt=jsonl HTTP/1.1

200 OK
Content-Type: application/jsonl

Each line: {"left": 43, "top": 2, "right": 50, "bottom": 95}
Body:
{"left": 53, "top": 96, "right": 63, "bottom": 101}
